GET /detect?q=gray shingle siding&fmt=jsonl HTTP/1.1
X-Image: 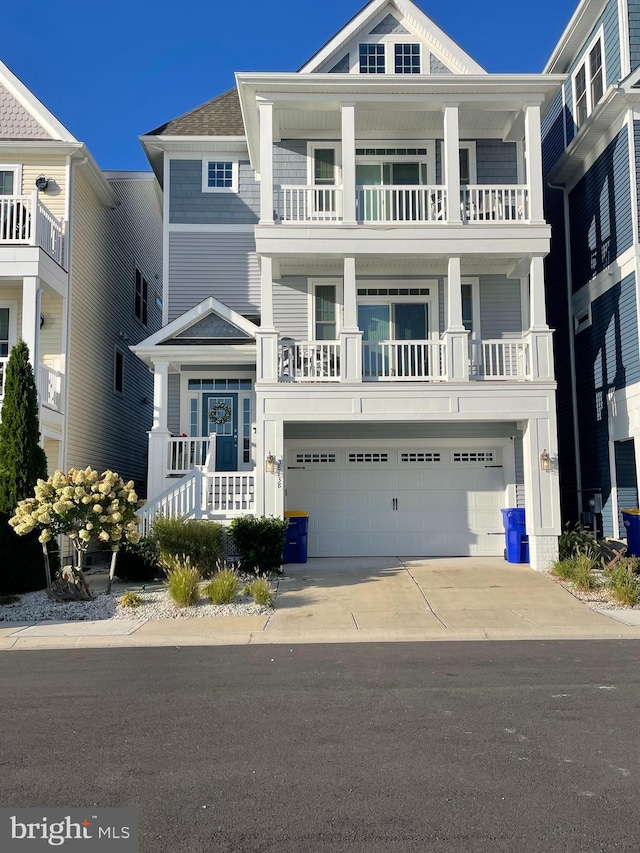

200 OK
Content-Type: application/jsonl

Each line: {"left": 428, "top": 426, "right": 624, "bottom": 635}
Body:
{"left": 168, "top": 231, "right": 260, "bottom": 321}
{"left": 274, "top": 140, "right": 309, "bottom": 186}
{"left": 574, "top": 272, "right": 640, "bottom": 535}
{"left": 169, "top": 159, "right": 259, "bottom": 225}
{"left": 564, "top": 0, "right": 620, "bottom": 145}
{"left": 478, "top": 276, "right": 522, "bottom": 337}
{"left": 568, "top": 126, "right": 632, "bottom": 293}
{"left": 329, "top": 54, "right": 350, "bottom": 73}
{"left": 430, "top": 55, "right": 453, "bottom": 74}
{"left": 629, "top": 0, "right": 640, "bottom": 71}
{"left": 476, "top": 140, "right": 518, "bottom": 184}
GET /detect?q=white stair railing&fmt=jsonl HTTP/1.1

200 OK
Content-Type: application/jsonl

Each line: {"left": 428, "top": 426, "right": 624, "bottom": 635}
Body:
{"left": 138, "top": 470, "right": 201, "bottom": 538}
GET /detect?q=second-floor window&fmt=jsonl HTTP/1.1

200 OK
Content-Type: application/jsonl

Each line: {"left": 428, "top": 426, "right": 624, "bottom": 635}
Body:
{"left": 573, "top": 33, "right": 604, "bottom": 129}
{"left": 135, "top": 267, "right": 148, "bottom": 326}
{"left": 314, "top": 284, "right": 337, "bottom": 339}
{"left": 202, "top": 159, "right": 239, "bottom": 192}
{"left": 0, "top": 307, "right": 10, "bottom": 357}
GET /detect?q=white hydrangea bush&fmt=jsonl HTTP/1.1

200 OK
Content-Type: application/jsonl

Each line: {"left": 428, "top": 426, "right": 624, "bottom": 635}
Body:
{"left": 9, "top": 467, "right": 144, "bottom": 551}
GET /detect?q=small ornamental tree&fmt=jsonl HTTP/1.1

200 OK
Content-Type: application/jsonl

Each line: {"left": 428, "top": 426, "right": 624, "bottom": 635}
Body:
{"left": 10, "top": 468, "right": 144, "bottom": 596}
{"left": 0, "top": 341, "right": 49, "bottom": 593}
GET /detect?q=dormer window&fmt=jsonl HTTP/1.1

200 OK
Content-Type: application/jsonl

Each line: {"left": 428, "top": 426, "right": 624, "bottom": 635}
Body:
{"left": 572, "top": 31, "right": 605, "bottom": 129}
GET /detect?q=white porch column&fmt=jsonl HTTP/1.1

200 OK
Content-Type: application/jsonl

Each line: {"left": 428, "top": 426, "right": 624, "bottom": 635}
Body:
{"left": 147, "top": 361, "right": 170, "bottom": 500}
{"left": 256, "top": 255, "right": 278, "bottom": 382}
{"left": 524, "top": 256, "right": 554, "bottom": 380}
{"left": 524, "top": 102, "right": 544, "bottom": 222}
{"left": 340, "top": 255, "right": 362, "bottom": 382}
{"left": 262, "top": 418, "right": 284, "bottom": 518}
{"left": 341, "top": 102, "right": 357, "bottom": 225}
{"left": 22, "top": 276, "right": 41, "bottom": 370}
{"left": 444, "top": 257, "right": 468, "bottom": 380}
{"left": 522, "top": 411, "right": 561, "bottom": 571}
{"left": 259, "top": 101, "right": 274, "bottom": 225}
{"left": 443, "top": 104, "right": 461, "bottom": 224}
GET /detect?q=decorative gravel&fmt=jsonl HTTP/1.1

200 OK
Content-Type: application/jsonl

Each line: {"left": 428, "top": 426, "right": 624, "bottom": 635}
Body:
{"left": 546, "top": 571, "right": 640, "bottom": 610}
{"left": 0, "top": 579, "right": 275, "bottom": 623}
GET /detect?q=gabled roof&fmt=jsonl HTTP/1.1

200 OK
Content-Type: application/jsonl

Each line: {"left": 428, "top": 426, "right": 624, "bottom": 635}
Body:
{"left": 131, "top": 296, "right": 258, "bottom": 354}
{"left": 0, "top": 60, "right": 78, "bottom": 142}
{"left": 544, "top": 0, "right": 608, "bottom": 74}
{"left": 145, "top": 88, "right": 244, "bottom": 137}
{"left": 299, "top": 0, "right": 485, "bottom": 75}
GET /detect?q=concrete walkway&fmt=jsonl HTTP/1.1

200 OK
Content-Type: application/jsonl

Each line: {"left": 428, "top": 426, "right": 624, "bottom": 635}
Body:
{"left": 1, "top": 557, "right": 639, "bottom": 649}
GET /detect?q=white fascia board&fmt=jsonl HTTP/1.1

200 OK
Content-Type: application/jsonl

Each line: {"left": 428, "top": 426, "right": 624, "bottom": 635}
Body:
{"left": 133, "top": 344, "right": 257, "bottom": 368}
{"left": 543, "top": 0, "right": 608, "bottom": 74}
{"left": 131, "top": 296, "right": 259, "bottom": 350}
{"left": 0, "top": 60, "right": 78, "bottom": 142}
{"left": 139, "top": 135, "right": 247, "bottom": 147}
{"left": 0, "top": 141, "right": 81, "bottom": 156}
{"left": 298, "top": 0, "right": 485, "bottom": 75}
{"left": 71, "top": 147, "right": 120, "bottom": 208}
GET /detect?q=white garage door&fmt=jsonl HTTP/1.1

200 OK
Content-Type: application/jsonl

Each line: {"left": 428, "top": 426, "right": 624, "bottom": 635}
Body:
{"left": 285, "top": 443, "right": 509, "bottom": 557}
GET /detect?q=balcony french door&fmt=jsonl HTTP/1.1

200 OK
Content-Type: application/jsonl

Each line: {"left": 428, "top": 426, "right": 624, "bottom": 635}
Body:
{"left": 360, "top": 302, "right": 432, "bottom": 379}
{"left": 356, "top": 160, "right": 431, "bottom": 222}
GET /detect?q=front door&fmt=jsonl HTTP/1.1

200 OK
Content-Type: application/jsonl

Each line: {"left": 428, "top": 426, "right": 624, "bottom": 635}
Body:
{"left": 202, "top": 393, "right": 238, "bottom": 472}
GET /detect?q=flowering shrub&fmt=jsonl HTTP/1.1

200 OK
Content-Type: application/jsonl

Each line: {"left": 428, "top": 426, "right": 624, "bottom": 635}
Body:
{"left": 9, "top": 468, "right": 144, "bottom": 551}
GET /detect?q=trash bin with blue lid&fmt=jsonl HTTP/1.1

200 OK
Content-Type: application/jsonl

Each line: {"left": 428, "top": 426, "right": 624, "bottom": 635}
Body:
{"left": 501, "top": 508, "right": 529, "bottom": 563}
{"left": 621, "top": 509, "right": 640, "bottom": 557}
{"left": 283, "top": 511, "right": 309, "bottom": 564}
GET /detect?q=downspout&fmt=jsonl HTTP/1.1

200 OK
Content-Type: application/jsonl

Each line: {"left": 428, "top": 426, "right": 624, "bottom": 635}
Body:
{"left": 547, "top": 181, "right": 583, "bottom": 515}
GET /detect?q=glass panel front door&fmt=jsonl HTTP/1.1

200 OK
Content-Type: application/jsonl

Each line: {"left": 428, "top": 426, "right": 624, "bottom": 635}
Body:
{"left": 202, "top": 393, "right": 238, "bottom": 472}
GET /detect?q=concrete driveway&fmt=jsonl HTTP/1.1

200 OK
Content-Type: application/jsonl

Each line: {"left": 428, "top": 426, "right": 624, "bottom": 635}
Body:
{"left": 267, "top": 557, "right": 630, "bottom": 641}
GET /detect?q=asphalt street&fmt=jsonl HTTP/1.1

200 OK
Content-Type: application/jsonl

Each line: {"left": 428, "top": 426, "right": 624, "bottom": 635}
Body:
{"left": 1, "top": 641, "right": 639, "bottom": 852}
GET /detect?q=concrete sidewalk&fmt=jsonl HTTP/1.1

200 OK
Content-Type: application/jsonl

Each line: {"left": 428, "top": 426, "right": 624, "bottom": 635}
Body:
{"left": 1, "top": 557, "right": 639, "bottom": 649}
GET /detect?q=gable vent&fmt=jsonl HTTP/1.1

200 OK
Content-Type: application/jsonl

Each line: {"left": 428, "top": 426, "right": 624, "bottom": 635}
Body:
{"left": 400, "top": 452, "right": 441, "bottom": 463}
{"left": 347, "top": 452, "right": 389, "bottom": 463}
{"left": 452, "top": 451, "right": 496, "bottom": 463}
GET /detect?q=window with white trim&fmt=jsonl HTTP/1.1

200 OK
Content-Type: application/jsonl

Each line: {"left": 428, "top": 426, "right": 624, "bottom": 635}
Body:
{"left": 0, "top": 308, "right": 10, "bottom": 357}
{"left": 202, "top": 159, "right": 239, "bottom": 192}
{"left": 395, "top": 43, "right": 421, "bottom": 74}
{"left": 458, "top": 142, "right": 477, "bottom": 186}
{"left": 314, "top": 283, "right": 338, "bottom": 340}
{"left": 134, "top": 267, "right": 148, "bottom": 326}
{"left": 572, "top": 32, "right": 605, "bottom": 129}
{"left": 359, "top": 43, "right": 386, "bottom": 73}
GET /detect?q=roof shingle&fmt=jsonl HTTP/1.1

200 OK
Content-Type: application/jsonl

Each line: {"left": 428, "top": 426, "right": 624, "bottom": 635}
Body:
{"left": 146, "top": 88, "right": 245, "bottom": 137}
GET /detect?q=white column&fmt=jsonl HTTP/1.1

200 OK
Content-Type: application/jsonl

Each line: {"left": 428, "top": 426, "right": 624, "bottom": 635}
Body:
{"left": 341, "top": 102, "right": 356, "bottom": 225}
{"left": 259, "top": 101, "right": 274, "bottom": 224}
{"left": 524, "top": 256, "right": 554, "bottom": 380}
{"left": 443, "top": 104, "right": 461, "bottom": 224}
{"left": 256, "top": 255, "right": 278, "bottom": 382}
{"left": 444, "top": 257, "right": 468, "bottom": 380}
{"left": 147, "top": 361, "right": 170, "bottom": 500}
{"left": 22, "top": 276, "right": 40, "bottom": 369}
{"left": 340, "top": 255, "right": 362, "bottom": 382}
{"left": 522, "top": 410, "right": 561, "bottom": 571}
{"left": 262, "top": 418, "right": 284, "bottom": 518}
{"left": 525, "top": 102, "right": 544, "bottom": 222}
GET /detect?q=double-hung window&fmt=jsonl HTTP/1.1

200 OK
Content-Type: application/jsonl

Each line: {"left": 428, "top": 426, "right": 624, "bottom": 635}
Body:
{"left": 573, "top": 32, "right": 605, "bottom": 129}
{"left": 134, "top": 267, "right": 148, "bottom": 326}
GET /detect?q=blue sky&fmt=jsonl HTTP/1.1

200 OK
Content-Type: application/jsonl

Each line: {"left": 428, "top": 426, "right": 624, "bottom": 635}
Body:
{"left": 3, "top": 0, "right": 579, "bottom": 171}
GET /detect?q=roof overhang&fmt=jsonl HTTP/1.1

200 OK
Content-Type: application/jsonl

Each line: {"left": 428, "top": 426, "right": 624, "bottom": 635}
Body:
{"left": 139, "top": 135, "right": 247, "bottom": 184}
{"left": 544, "top": 0, "right": 608, "bottom": 74}
{"left": 236, "top": 73, "right": 566, "bottom": 171}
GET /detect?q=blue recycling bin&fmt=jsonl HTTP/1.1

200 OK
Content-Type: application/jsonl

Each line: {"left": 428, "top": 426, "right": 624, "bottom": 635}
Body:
{"left": 501, "top": 508, "right": 529, "bottom": 563}
{"left": 283, "top": 511, "right": 309, "bottom": 564}
{"left": 622, "top": 509, "right": 640, "bottom": 557}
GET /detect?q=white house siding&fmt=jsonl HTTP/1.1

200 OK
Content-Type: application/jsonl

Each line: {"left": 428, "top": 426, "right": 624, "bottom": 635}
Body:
{"left": 66, "top": 169, "right": 162, "bottom": 487}
{"left": 39, "top": 293, "right": 63, "bottom": 366}
{"left": 168, "top": 231, "right": 260, "bottom": 321}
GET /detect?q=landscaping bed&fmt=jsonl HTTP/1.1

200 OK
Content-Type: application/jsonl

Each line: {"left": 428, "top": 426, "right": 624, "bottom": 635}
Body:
{"left": 546, "top": 571, "right": 640, "bottom": 610}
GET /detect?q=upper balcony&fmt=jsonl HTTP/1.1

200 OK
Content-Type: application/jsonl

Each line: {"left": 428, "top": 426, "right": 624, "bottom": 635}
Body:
{"left": 0, "top": 192, "right": 65, "bottom": 268}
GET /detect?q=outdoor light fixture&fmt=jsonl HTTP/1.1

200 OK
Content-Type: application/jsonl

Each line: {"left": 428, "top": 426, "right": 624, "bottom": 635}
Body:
{"left": 540, "top": 449, "right": 551, "bottom": 472}
{"left": 265, "top": 452, "right": 276, "bottom": 474}
{"left": 35, "top": 175, "right": 49, "bottom": 192}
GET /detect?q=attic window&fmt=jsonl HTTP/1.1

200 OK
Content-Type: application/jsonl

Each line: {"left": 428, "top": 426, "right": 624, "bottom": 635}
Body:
{"left": 359, "top": 44, "right": 386, "bottom": 73}
{"left": 395, "top": 44, "right": 421, "bottom": 74}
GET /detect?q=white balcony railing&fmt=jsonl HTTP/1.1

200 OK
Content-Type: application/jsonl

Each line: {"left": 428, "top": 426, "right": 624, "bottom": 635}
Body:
{"left": 357, "top": 185, "right": 447, "bottom": 223}
{"left": 461, "top": 185, "right": 529, "bottom": 223}
{"left": 470, "top": 340, "right": 530, "bottom": 380}
{"left": 278, "top": 340, "right": 341, "bottom": 381}
{"left": 362, "top": 340, "right": 447, "bottom": 381}
{"left": 280, "top": 186, "right": 343, "bottom": 223}
{"left": 167, "top": 437, "right": 210, "bottom": 476}
{"left": 202, "top": 472, "right": 255, "bottom": 514}
{"left": 0, "top": 193, "right": 64, "bottom": 265}
{"left": 37, "top": 364, "right": 64, "bottom": 412}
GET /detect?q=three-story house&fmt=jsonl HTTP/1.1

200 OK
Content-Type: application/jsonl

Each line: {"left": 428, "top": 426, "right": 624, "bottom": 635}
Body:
{"left": 136, "top": 0, "right": 563, "bottom": 569}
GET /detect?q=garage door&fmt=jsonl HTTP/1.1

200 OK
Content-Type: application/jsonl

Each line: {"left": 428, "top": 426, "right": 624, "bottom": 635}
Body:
{"left": 285, "top": 443, "right": 508, "bottom": 557}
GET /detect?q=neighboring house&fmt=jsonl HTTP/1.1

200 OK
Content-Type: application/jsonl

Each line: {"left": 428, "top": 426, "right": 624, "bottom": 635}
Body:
{"left": 543, "top": 0, "right": 640, "bottom": 538}
{"left": 0, "top": 61, "right": 162, "bottom": 490}
{"left": 135, "top": 0, "right": 564, "bottom": 570}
